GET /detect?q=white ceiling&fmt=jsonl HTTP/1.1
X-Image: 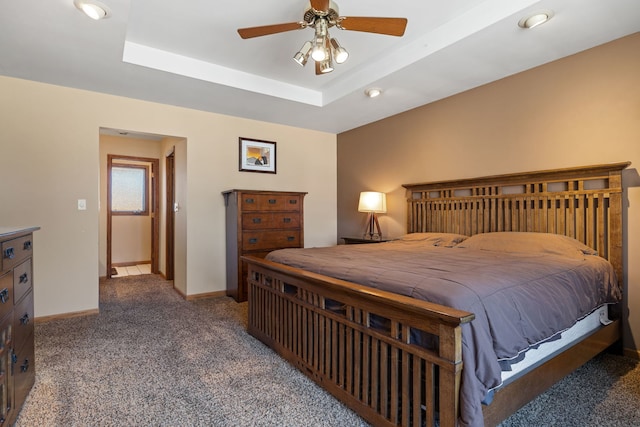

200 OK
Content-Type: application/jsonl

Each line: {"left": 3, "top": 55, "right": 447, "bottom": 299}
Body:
{"left": 1, "top": 0, "right": 638, "bottom": 134}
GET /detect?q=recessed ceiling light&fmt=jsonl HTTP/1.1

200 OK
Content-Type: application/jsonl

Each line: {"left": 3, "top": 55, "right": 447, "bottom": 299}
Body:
{"left": 365, "top": 88, "right": 382, "bottom": 98}
{"left": 518, "top": 11, "right": 554, "bottom": 29}
{"left": 74, "top": 0, "right": 111, "bottom": 20}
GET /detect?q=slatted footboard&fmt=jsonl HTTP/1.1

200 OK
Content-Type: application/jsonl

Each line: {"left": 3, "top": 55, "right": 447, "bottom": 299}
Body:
{"left": 244, "top": 256, "right": 475, "bottom": 427}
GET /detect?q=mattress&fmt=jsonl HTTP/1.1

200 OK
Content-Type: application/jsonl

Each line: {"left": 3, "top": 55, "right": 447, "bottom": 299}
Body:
{"left": 499, "top": 304, "right": 612, "bottom": 386}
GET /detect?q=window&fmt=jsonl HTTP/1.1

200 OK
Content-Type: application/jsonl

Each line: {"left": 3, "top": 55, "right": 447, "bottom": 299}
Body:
{"left": 111, "top": 164, "right": 149, "bottom": 215}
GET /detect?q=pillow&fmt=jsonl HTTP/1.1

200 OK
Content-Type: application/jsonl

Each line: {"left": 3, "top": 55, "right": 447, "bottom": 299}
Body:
{"left": 399, "top": 232, "right": 468, "bottom": 247}
{"left": 456, "top": 232, "right": 598, "bottom": 258}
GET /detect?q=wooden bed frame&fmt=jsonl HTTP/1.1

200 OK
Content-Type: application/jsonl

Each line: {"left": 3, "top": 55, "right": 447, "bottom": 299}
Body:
{"left": 243, "top": 162, "right": 629, "bottom": 427}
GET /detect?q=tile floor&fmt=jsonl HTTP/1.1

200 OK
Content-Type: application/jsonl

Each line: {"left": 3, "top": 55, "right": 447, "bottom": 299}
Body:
{"left": 112, "top": 264, "right": 151, "bottom": 277}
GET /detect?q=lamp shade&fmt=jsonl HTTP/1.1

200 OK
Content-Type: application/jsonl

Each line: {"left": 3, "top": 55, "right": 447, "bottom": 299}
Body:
{"left": 358, "top": 192, "right": 387, "bottom": 213}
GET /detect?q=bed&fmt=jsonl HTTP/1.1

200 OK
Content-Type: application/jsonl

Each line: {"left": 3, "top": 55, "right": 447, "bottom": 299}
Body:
{"left": 242, "top": 162, "right": 629, "bottom": 427}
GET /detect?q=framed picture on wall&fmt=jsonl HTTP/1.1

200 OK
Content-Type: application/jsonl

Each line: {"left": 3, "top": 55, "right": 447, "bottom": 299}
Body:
{"left": 239, "top": 137, "right": 276, "bottom": 174}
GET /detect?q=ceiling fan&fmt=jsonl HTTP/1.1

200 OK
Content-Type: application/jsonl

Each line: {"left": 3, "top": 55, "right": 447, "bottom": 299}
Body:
{"left": 237, "top": 0, "right": 408, "bottom": 75}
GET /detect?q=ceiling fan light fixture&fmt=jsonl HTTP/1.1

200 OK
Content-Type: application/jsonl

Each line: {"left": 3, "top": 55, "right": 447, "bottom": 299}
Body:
{"left": 293, "top": 52, "right": 308, "bottom": 67}
{"left": 310, "top": 17, "right": 330, "bottom": 61}
{"left": 236, "top": 2, "right": 407, "bottom": 76}
{"left": 73, "top": 0, "right": 111, "bottom": 20}
{"left": 293, "top": 41, "right": 313, "bottom": 66}
{"left": 330, "top": 38, "right": 349, "bottom": 64}
{"left": 518, "top": 10, "right": 554, "bottom": 29}
{"left": 319, "top": 58, "right": 334, "bottom": 74}
{"left": 311, "top": 37, "right": 328, "bottom": 61}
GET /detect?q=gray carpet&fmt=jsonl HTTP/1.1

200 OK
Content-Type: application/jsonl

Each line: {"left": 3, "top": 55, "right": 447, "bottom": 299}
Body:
{"left": 16, "top": 275, "right": 640, "bottom": 426}
{"left": 17, "top": 275, "right": 367, "bottom": 426}
{"left": 498, "top": 352, "right": 640, "bottom": 426}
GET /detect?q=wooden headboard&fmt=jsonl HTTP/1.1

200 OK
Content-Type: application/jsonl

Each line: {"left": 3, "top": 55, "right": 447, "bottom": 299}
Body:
{"left": 403, "top": 162, "right": 630, "bottom": 283}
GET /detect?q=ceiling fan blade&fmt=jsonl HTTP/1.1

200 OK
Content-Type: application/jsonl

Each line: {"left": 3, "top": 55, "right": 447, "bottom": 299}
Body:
{"left": 337, "top": 17, "right": 408, "bottom": 37}
{"left": 237, "top": 22, "right": 304, "bottom": 39}
{"left": 310, "top": 0, "right": 330, "bottom": 14}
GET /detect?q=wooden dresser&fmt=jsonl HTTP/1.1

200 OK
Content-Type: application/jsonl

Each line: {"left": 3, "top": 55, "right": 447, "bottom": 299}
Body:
{"left": 0, "top": 227, "right": 38, "bottom": 425}
{"left": 223, "top": 190, "right": 306, "bottom": 302}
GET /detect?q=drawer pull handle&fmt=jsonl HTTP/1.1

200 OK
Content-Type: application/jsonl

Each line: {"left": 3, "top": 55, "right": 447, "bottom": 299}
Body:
{"left": 249, "top": 238, "right": 258, "bottom": 244}
{"left": 287, "top": 236, "right": 295, "bottom": 241}
{"left": 3, "top": 248, "right": 14, "bottom": 260}
{"left": 23, "top": 240, "right": 32, "bottom": 251}
{"left": 20, "top": 314, "right": 29, "bottom": 325}
{"left": 19, "top": 273, "right": 28, "bottom": 284}
{"left": 20, "top": 359, "right": 29, "bottom": 373}
{"left": 289, "top": 200, "right": 298, "bottom": 204}
{"left": 268, "top": 199, "right": 277, "bottom": 204}
{"left": 245, "top": 198, "right": 255, "bottom": 204}
{"left": 252, "top": 218, "right": 262, "bottom": 224}
{"left": 283, "top": 218, "right": 292, "bottom": 223}
{"left": 0, "top": 289, "right": 8, "bottom": 304}
{"left": 11, "top": 352, "right": 17, "bottom": 365}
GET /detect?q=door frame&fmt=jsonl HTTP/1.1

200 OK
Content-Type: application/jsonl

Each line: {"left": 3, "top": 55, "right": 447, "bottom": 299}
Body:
{"left": 165, "top": 149, "right": 175, "bottom": 281}
{"left": 107, "top": 154, "right": 160, "bottom": 278}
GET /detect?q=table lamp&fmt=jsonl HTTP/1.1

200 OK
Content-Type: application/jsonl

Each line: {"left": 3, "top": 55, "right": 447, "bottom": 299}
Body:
{"left": 358, "top": 191, "right": 387, "bottom": 240}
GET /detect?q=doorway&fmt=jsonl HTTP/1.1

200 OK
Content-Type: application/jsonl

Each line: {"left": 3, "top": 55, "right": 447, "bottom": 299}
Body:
{"left": 99, "top": 129, "right": 187, "bottom": 292}
{"left": 106, "top": 154, "right": 160, "bottom": 278}
{"left": 165, "top": 150, "right": 175, "bottom": 281}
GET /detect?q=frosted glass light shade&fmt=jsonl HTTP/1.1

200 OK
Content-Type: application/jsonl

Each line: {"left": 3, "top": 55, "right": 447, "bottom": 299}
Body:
{"left": 330, "top": 38, "right": 349, "bottom": 64}
{"left": 311, "top": 38, "right": 327, "bottom": 61}
{"left": 319, "top": 58, "right": 333, "bottom": 73}
{"left": 293, "top": 41, "right": 312, "bottom": 66}
{"left": 358, "top": 192, "right": 387, "bottom": 213}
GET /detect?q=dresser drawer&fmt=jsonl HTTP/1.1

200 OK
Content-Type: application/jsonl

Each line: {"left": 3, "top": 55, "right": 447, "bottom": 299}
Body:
{"left": 0, "top": 315, "right": 10, "bottom": 424}
{"left": 13, "top": 335, "right": 35, "bottom": 411}
{"left": 242, "top": 212, "right": 301, "bottom": 230}
{"left": 1, "top": 235, "right": 33, "bottom": 272}
{"left": 241, "top": 194, "right": 302, "bottom": 212}
{"left": 13, "top": 259, "right": 32, "bottom": 303}
{"left": 242, "top": 230, "right": 301, "bottom": 250}
{"left": 13, "top": 290, "right": 33, "bottom": 353}
{"left": 0, "top": 273, "right": 13, "bottom": 322}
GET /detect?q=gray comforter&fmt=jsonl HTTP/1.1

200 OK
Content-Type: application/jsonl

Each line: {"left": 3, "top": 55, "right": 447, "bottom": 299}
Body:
{"left": 266, "top": 239, "right": 620, "bottom": 426}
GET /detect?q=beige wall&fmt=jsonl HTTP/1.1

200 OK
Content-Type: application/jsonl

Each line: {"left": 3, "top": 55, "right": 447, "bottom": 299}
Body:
{"left": 0, "top": 76, "right": 337, "bottom": 317}
{"left": 337, "top": 33, "right": 640, "bottom": 351}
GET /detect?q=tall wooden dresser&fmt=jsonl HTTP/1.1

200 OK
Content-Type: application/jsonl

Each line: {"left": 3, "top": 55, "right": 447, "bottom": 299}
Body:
{"left": 223, "top": 190, "right": 306, "bottom": 302}
{"left": 0, "top": 226, "right": 38, "bottom": 425}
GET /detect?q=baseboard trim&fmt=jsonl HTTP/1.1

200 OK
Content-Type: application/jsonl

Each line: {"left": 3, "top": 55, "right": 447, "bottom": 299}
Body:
{"left": 99, "top": 272, "right": 166, "bottom": 281}
{"left": 174, "top": 287, "right": 227, "bottom": 301}
{"left": 35, "top": 308, "right": 99, "bottom": 324}
{"left": 112, "top": 260, "right": 152, "bottom": 267}
{"left": 33, "top": 287, "right": 226, "bottom": 323}
{"left": 623, "top": 347, "right": 640, "bottom": 360}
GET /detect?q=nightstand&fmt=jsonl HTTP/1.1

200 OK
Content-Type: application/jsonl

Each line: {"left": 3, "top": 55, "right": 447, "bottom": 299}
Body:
{"left": 341, "top": 236, "right": 392, "bottom": 245}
